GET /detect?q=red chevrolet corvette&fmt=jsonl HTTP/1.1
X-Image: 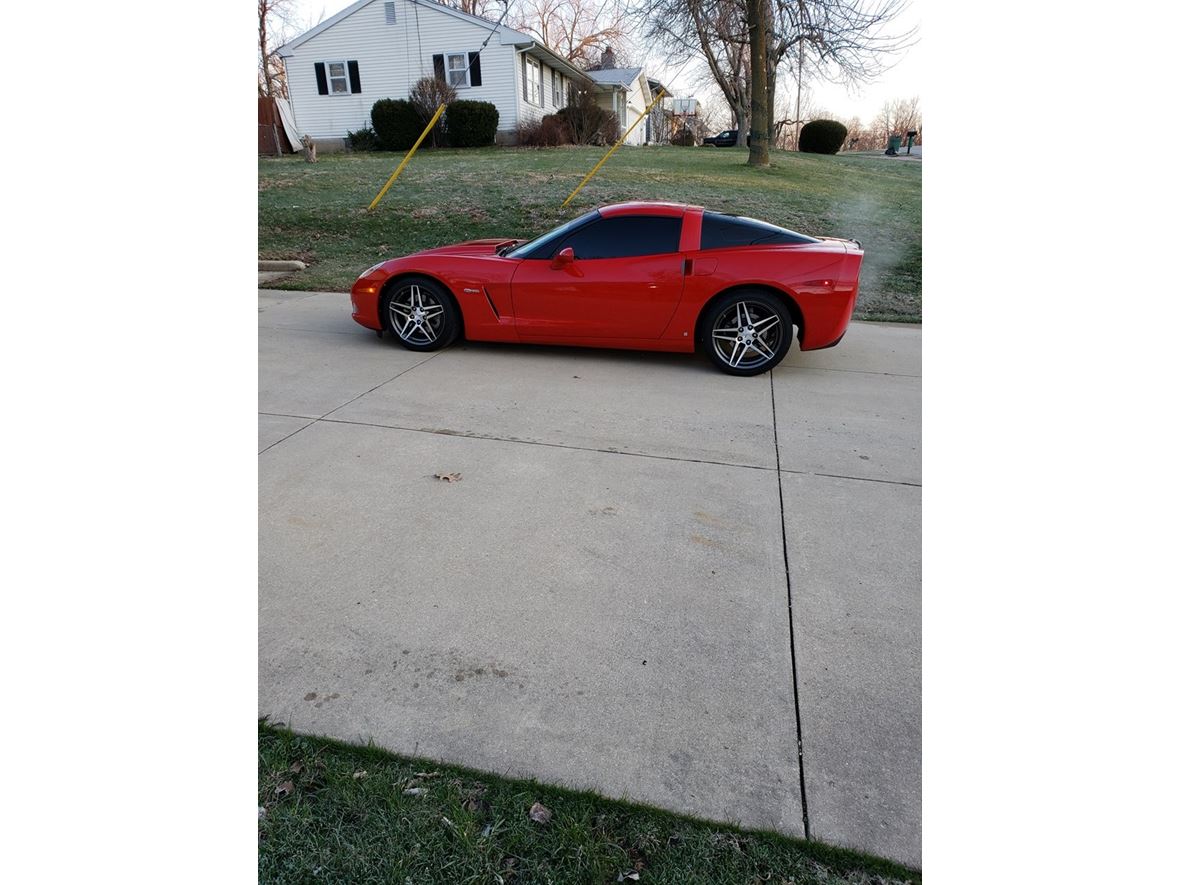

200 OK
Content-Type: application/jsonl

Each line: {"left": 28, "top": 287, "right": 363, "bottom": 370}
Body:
{"left": 350, "top": 201, "right": 862, "bottom": 375}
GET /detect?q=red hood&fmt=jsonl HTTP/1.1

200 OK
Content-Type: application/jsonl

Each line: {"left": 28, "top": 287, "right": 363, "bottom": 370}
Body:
{"left": 410, "top": 238, "right": 520, "bottom": 258}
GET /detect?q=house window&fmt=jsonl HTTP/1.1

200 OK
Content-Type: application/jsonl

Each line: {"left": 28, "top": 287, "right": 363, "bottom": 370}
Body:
{"left": 447, "top": 53, "right": 468, "bottom": 88}
{"left": 327, "top": 61, "right": 349, "bottom": 94}
{"left": 384, "top": 1, "right": 396, "bottom": 24}
{"left": 552, "top": 70, "right": 564, "bottom": 106}
{"left": 526, "top": 57, "right": 541, "bottom": 105}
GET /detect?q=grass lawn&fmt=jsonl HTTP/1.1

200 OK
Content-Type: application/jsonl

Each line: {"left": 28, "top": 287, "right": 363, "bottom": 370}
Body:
{"left": 259, "top": 722, "right": 919, "bottom": 884}
{"left": 258, "top": 146, "right": 921, "bottom": 322}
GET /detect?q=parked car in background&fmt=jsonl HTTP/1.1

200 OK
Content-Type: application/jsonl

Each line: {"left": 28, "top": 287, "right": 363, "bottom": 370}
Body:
{"left": 702, "top": 130, "right": 750, "bottom": 147}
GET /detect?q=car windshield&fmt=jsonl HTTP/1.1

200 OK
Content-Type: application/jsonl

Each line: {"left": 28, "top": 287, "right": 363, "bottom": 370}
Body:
{"left": 504, "top": 210, "right": 600, "bottom": 259}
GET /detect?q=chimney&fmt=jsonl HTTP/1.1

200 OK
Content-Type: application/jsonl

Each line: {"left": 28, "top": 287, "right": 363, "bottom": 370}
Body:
{"left": 601, "top": 46, "right": 616, "bottom": 69}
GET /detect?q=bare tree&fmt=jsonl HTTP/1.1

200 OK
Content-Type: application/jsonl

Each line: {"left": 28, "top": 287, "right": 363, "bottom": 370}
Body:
{"left": 437, "top": 0, "right": 504, "bottom": 19}
{"left": 637, "top": 0, "right": 752, "bottom": 146}
{"left": 636, "top": 0, "right": 913, "bottom": 164}
{"left": 870, "top": 95, "right": 920, "bottom": 148}
{"left": 410, "top": 77, "right": 458, "bottom": 146}
{"left": 509, "top": 0, "right": 628, "bottom": 67}
{"left": 259, "top": 0, "right": 299, "bottom": 98}
{"left": 841, "top": 114, "right": 865, "bottom": 150}
{"left": 747, "top": 0, "right": 770, "bottom": 164}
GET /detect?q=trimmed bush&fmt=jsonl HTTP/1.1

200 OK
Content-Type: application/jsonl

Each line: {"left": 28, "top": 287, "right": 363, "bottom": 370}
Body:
{"left": 370, "top": 99, "right": 422, "bottom": 151}
{"left": 346, "top": 125, "right": 381, "bottom": 151}
{"left": 671, "top": 127, "right": 696, "bottom": 147}
{"left": 799, "top": 119, "right": 848, "bottom": 155}
{"left": 447, "top": 100, "right": 500, "bottom": 147}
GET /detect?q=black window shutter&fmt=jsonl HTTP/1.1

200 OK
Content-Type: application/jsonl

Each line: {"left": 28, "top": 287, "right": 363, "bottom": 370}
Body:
{"left": 314, "top": 62, "right": 328, "bottom": 95}
{"left": 433, "top": 54, "right": 445, "bottom": 81}
{"left": 522, "top": 56, "right": 528, "bottom": 101}
{"left": 468, "top": 52, "right": 481, "bottom": 87}
{"left": 348, "top": 60, "right": 361, "bottom": 93}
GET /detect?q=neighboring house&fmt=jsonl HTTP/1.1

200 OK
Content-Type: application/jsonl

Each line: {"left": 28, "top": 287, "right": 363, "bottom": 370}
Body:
{"left": 585, "top": 68, "right": 652, "bottom": 146}
{"left": 276, "top": 0, "right": 593, "bottom": 147}
{"left": 644, "top": 78, "right": 674, "bottom": 144}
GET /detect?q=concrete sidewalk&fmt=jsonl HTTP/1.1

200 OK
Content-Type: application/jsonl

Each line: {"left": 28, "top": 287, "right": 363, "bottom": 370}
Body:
{"left": 258, "top": 290, "right": 921, "bottom": 867}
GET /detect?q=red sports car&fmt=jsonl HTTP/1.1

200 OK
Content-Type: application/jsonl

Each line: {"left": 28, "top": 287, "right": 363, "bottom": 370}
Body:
{"left": 350, "top": 201, "right": 862, "bottom": 376}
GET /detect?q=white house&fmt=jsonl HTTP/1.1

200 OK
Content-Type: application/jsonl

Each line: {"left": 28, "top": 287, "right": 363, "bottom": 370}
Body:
{"left": 277, "top": 0, "right": 602, "bottom": 147}
{"left": 586, "top": 68, "right": 654, "bottom": 147}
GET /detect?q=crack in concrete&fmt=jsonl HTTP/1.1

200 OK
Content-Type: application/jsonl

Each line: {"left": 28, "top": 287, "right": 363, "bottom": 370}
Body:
{"left": 258, "top": 412, "right": 921, "bottom": 488}
{"left": 771, "top": 370, "right": 812, "bottom": 841}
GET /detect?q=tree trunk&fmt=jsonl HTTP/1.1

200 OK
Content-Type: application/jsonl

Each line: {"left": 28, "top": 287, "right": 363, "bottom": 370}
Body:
{"left": 746, "top": 0, "right": 769, "bottom": 166}
{"left": 763, "top": 1, "right": 777, "bottom": 149}
{"left": 766, "top": 57, "right": 777, "bottom": 149}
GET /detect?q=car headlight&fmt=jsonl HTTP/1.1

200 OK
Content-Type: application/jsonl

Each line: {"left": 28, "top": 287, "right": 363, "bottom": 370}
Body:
{"left": 359, "top": 262, "right": 385, "bottom": 278}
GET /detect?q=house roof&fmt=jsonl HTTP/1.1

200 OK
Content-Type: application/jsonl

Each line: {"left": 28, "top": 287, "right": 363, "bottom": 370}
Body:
{"left": 586, "top": 67, "right": 644, "bottom": 87}
{"left": 647, "top": 78, "right": 673, "bottom": 99}
{"left": 277, "top": 0, "right": 531, "bottom": 56}
{"left": 276, "top": 0, "right": 591, "bottom": 84}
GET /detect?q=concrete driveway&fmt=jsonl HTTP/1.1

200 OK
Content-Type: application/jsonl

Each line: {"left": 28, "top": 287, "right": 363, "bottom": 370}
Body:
{"left": 258, "top": 289, "right": 921, "bottom": 867}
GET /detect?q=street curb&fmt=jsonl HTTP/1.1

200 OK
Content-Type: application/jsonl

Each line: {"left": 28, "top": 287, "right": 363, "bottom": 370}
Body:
{"left": 259, "top": 260, "right": 307, "bottom": 271}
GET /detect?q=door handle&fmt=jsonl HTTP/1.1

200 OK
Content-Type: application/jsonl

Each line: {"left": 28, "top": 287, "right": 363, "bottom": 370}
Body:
{"left": 683, "top": 258, "right": 693, "bottom": 276}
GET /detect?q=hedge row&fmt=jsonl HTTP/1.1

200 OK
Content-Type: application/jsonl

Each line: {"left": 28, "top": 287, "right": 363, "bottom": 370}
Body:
{"left": 361, "top": 85, "right": 499, "bottom": 151}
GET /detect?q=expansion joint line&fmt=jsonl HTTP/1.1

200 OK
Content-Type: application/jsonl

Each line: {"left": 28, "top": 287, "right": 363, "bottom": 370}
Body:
{"left": 770, "top": 370, "right": 811, "bottom": 840}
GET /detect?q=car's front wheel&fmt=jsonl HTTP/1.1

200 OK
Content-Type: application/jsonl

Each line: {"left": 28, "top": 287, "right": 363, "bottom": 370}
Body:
{"left": 701, "top": 290, "right": 792, "bottom": 376}
{"left": 384, "top": 277, "right": 461, "bottom": 352}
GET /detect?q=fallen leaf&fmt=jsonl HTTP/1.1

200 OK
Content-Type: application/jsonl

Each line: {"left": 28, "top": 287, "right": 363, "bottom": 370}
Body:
{"left": 617, "top": 872, "right": 640, "bottom": 882}
{"left": 434, "top": 472, "right": 462, "bottom": 483}
{"left": 289, "top": 761, "right": 304, "bottom": 775}
{"left": 404, "top": 787, "right": 428, "bottom": 796}
{"left": 275, "top": 780, "right": 294, "bottom": 797}
{"left": 258, "top": 806, "right": 267, "bottom": 820}
{"left": 441, "top": 816, "right": 457, "bottom": 831}
{"left": 528, "top": 802, "right": 552, "bottom": 824}
{"left": 352, "top": 770, "right": 367, "bottom": 780}
{"left": 464, "top": 797, "right": 490, "bottom": 815}
{"left": 413, "top": 771, "right": 441, "bottom": 779}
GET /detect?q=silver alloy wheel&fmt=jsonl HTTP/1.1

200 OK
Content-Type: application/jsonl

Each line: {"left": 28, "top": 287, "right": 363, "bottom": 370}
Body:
{"left": 388, "top": 283, "right": 445, "bottom": 345}
{"left": 711, "top": 300, "right": 784, "bottom": 370}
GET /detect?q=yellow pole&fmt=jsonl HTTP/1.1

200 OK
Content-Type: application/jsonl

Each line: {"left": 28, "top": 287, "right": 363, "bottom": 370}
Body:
{"left": 562, "top": 89, "right": 666, "bottom": 209}
{"left": 367, "top": 103, "right": 448, "bottom": 212}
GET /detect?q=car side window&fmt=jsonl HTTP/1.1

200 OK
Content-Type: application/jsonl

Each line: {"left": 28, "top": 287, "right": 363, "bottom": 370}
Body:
{"left": 556, "top": 216, "right": 682, "bottom": 260}
{"left": 699, "top": 211, "right": 819, "bottom": 249}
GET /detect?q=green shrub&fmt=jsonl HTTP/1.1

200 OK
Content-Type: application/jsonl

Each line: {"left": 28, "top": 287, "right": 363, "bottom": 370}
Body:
{"left": 799, "top": 119, "right": 848, "bottom": 155}
{"left": 447, "top": 100, "right": 500, "bottom": 147}
{"left": 346, "top": 125, "right": 381, "bottom": 151}
{"left": 671, "top": 127, "right": 696, "bottom": 147}
{"left": 370, "top": 99, "right": 422, "bottom": 151}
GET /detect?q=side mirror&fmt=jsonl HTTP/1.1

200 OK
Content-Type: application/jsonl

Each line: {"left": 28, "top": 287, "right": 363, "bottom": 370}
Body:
{"left": 553, "top": 246, "right": 575, "bottom": 268}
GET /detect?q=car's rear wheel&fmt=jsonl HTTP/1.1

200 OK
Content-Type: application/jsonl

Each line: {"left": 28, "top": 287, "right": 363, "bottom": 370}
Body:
{"left": 702, "top": 290, "right": 791, "bottom": 376}
{"left": 384, "top": 277, "right": 460, "bottom": 352}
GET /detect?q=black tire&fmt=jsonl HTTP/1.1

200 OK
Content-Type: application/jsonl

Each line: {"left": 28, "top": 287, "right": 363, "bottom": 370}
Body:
{"left": 382, "top": 276, "right": 461, "bottom": 352}
{"left": 700, "top": 289, "right": 792, "bottom": 376}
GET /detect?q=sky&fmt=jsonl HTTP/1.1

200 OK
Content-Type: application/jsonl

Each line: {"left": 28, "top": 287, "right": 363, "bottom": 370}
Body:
{"left": 288, "top": 0, "right": 921, "bottom": 124}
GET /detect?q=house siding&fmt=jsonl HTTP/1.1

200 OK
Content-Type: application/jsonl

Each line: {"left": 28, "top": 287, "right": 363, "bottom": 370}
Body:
{"left": 594, "top": 76, "right": 649, "bottom": 145}
{"left": 282, "top": 0, "right": 525, "bottom": 140}
{"left": 515, "top": 55, "right": 569, "bottom": 129}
